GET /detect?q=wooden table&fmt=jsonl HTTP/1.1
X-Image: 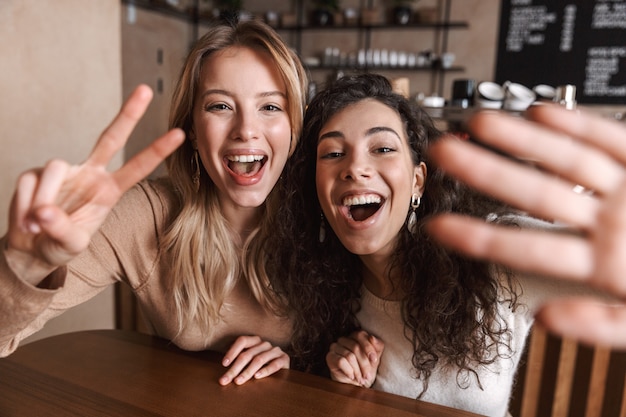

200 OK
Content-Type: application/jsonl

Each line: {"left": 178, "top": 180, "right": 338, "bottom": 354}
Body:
{"left": 0, "top": 330, "right": 483, "bottom": 416}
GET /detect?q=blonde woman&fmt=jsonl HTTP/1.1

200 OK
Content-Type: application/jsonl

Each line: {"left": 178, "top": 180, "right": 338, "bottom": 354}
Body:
{"left": 0, "top": 19, "right": 307, "bottom": 386}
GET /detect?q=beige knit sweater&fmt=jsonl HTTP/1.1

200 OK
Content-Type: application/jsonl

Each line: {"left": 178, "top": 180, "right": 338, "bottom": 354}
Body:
{"left": 0, "top": 179, "right": 292, "bottom": 357}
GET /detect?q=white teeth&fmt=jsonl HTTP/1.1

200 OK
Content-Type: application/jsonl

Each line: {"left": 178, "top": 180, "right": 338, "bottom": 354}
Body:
{"left": 342, "top": 194, "right": 382, "bottom": 206}
{"left": 227, "top": 155, "right": 264, "bottom": 162}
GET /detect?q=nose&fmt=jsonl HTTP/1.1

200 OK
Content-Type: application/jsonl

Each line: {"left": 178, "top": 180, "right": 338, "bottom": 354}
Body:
{"left": 341, "top": 151, "right": 371, "bottom": 181}
{"left": 232, "top": 107, "right": 260, "bottom": 141}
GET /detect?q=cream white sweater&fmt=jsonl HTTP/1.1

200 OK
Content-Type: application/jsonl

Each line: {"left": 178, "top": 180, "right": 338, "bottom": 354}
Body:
{"left": 356, "top": 218, "right": 596, "bottom": 417}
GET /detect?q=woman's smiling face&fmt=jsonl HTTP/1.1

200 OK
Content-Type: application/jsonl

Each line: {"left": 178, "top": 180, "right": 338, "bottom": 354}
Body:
{"left": 193, "top": 46, "right": 291, "bottom": 220}
{"left": 316, "top": 98, "right": 426, "bottom": 261}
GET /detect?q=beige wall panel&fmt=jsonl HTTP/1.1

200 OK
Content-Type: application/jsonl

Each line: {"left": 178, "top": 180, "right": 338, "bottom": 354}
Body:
{"left": 121, "top": 5, "right": 191, "bottom": 178}
{"left": 0, "top": 0, "right": 120, "bottom": 342}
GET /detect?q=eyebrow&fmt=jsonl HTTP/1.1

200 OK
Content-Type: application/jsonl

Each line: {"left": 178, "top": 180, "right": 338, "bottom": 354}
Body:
{"left": 318, "top": 126, "right": 402, "bottom": 143}
{"left": 200, "top": 89, "right": 286, "bottom": 100}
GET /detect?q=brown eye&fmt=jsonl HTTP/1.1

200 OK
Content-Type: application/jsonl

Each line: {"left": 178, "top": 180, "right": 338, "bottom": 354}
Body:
{"left": 376, "top": 147, "right": 394, "bottom": 153}
{"left": 205, "top": 103, "right": 231, "bottom": 112}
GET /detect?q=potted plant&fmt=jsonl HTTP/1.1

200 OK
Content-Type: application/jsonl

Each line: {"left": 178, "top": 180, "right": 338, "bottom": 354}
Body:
{"left": 389, "top": 0, "right": 418, "bottom": 25}
{"left": 310, "top": 0, "right": 340, "bottom": 26}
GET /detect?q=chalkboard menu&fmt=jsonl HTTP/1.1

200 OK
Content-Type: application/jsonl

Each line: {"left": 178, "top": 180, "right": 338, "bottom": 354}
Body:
{"left": 495, "top": 0, "right": 626, "bottom": 104}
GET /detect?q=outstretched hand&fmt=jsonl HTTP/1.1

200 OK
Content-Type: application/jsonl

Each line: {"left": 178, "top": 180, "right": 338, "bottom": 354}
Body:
{"left": 428, "top": 105, "right": 626, "bottom": 348}
{"left": 6, "top": 85, "right": 185, "bottom": 284}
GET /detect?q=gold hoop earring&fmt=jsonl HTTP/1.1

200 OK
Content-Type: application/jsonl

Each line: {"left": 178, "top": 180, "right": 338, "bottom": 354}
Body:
{"left": 407, "top": 193, "right": 421, "bottom": 233}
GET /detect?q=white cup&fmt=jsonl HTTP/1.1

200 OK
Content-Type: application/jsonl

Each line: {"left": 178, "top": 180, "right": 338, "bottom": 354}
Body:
{"left": 476, "top": 97, "right": 503, "bottom": 109}
{"left": 421, "top": 95, "right": 445, "bottom": 107}
{"left": 477, "top": 81, "right": 505, "bottom": 100}
{"left": 533, "top": 84, "right": 556, "bottom": 101}
{"left": 476, "top": 81, "right": 504, "bottom": 108}
{"left": 503, "top": 82, "right": 536, "bottom": 111}
{"left": 441, "top": 52, "right": 456, "bottom": 69}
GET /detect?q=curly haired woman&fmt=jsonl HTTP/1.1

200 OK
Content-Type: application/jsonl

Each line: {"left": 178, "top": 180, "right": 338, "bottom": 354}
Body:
{"left": 266, "top": 73, "right": 598, "bottom": 416}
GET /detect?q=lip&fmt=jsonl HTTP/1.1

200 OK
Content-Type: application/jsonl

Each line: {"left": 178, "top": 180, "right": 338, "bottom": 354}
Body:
{"left": 223, "top": 148, "right": 268, "bottom": 186}
{"left": 337, "top": 190, "right": 386, "bottom": 229}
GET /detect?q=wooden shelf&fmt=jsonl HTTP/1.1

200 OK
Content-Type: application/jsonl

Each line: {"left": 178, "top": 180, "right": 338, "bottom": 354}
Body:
{"left": 306, "top": 65, "right": 465, "bottom": 72}
{"left": 280, "top": 22, "right": 469, "bottom": 31}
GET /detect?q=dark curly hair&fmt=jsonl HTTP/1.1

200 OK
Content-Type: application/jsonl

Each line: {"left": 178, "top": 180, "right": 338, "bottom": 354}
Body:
{"left": 265, "top": 73, "right": 520, "bottom": 394}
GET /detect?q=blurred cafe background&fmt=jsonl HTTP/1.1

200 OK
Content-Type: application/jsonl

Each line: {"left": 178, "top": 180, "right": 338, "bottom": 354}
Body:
{"left": 1, "top": 3, "right": 625, "bottom": 415}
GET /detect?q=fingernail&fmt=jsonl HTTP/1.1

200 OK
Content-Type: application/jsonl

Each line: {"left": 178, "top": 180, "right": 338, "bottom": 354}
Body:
{"left": 219, "top": 376, "right": 230, "bottom": 385}
{"left": 26, "top": 221, "right": 41, "bottom": 234}
{"left": 222, "top": 358, "right": 230, "bottom": 366}
{"left": 368, "top": 352, "right": 377, "bottom": 363}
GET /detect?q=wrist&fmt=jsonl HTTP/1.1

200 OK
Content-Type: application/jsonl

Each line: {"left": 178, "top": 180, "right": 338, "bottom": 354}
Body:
{"left": 3, "top": 239, "right": 57, "bottom": 286}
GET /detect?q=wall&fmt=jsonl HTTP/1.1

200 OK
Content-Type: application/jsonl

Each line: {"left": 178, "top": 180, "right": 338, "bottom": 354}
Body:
{"left": 0, "top": 1, "right": 120, "bottom": 342}
{"left": 121, "top": 5, "right": 192, "bottom": 178}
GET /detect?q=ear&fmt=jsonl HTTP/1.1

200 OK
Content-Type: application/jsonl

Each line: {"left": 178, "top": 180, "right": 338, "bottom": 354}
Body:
{"left": 412, "top": 162, "right": 427, "bottom": 196}
{"left": 189, "top": 130, "right": 197, "bottom": 150}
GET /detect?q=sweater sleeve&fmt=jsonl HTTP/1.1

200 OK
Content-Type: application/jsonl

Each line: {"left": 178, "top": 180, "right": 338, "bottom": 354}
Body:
{"left": 0, "top": 238, "right": 67, "bottom": 356}
{"left": 0, "top": 180, "right": 169, "bottom": 357}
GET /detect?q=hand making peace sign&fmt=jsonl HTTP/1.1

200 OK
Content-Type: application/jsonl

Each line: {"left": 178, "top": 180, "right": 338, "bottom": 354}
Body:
{"left": 5, "top": 85, "right": 185, "bottom": 284}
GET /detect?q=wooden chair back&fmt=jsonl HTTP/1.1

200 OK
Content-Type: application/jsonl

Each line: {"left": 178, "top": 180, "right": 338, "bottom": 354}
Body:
{"left": 509, "top": 326, "right": 626, "bottom": 417}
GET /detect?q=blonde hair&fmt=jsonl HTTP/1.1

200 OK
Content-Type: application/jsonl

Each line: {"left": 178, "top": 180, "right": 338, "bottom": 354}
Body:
{"left": 163, "top": 19, "right": 308, "bottom": 337}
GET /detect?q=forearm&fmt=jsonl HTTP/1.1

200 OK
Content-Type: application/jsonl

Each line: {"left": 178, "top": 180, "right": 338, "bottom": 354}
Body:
{"left": 0, "top": 243, "right": 63, "bottom": 357}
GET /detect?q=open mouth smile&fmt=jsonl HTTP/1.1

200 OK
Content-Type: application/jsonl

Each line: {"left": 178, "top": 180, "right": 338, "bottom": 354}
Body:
{"left": 226, "top": 154, "right": 267, "bottom": 177}
{"left": 342, "top": 193, "right": 384, "bottom": 222}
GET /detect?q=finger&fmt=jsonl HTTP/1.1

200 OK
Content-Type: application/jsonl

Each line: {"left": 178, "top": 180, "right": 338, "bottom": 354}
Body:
{"left": 327, "top": 351, "right": 357, "bottom": 384}
{"left": 336, "top": 336, "right": 369, "bottom": 366}
{"left": 467, "top": 110, "right": 625, "bottom": 196}
{"left": 253, "top": 351, "right": 290, "bottom": 380}
{"left": 537, "top": 299, "right": 626, "bottom": 349}
{"left": 221, "top": 335, "right": 261, "bottom": 367}
{"left": 427, "top": 214, "right": 593, "bottom": 281}
{"left": 528, "top": 105, "right": 626, "bottom": 167}
{"left": 12, "top": 171, "right": 39, "bottom": 233}
{"left": 332, "top": 344, "right": 363, "bottom": 383}
{"left": 369, "top": 334, "right": 385, "bottom": 356}
{"left": 88, "top": 84, "right": 154, "bottom": 167}
{"left": 593, "top": 184, "right": 626, "bottom": 297}
{"left": 352, "top": 331, "right": 380, "bottom": 364}
{"left": 112, "top": 128, "right": 185, "bottom": 193}
{"left": 429, "top": 137, "right": 600, "bottom": 230}
{"left": 232, "top": 346, "right": 285, "bottom": 385}
{"left": 222, "top": 336, "right": 263, "bottom": 366}
{"left": 30, "top": 160, "right": 70, "bottom": 214}
{"left": 219, "top": 339, "right": 269, "bottom": 385}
